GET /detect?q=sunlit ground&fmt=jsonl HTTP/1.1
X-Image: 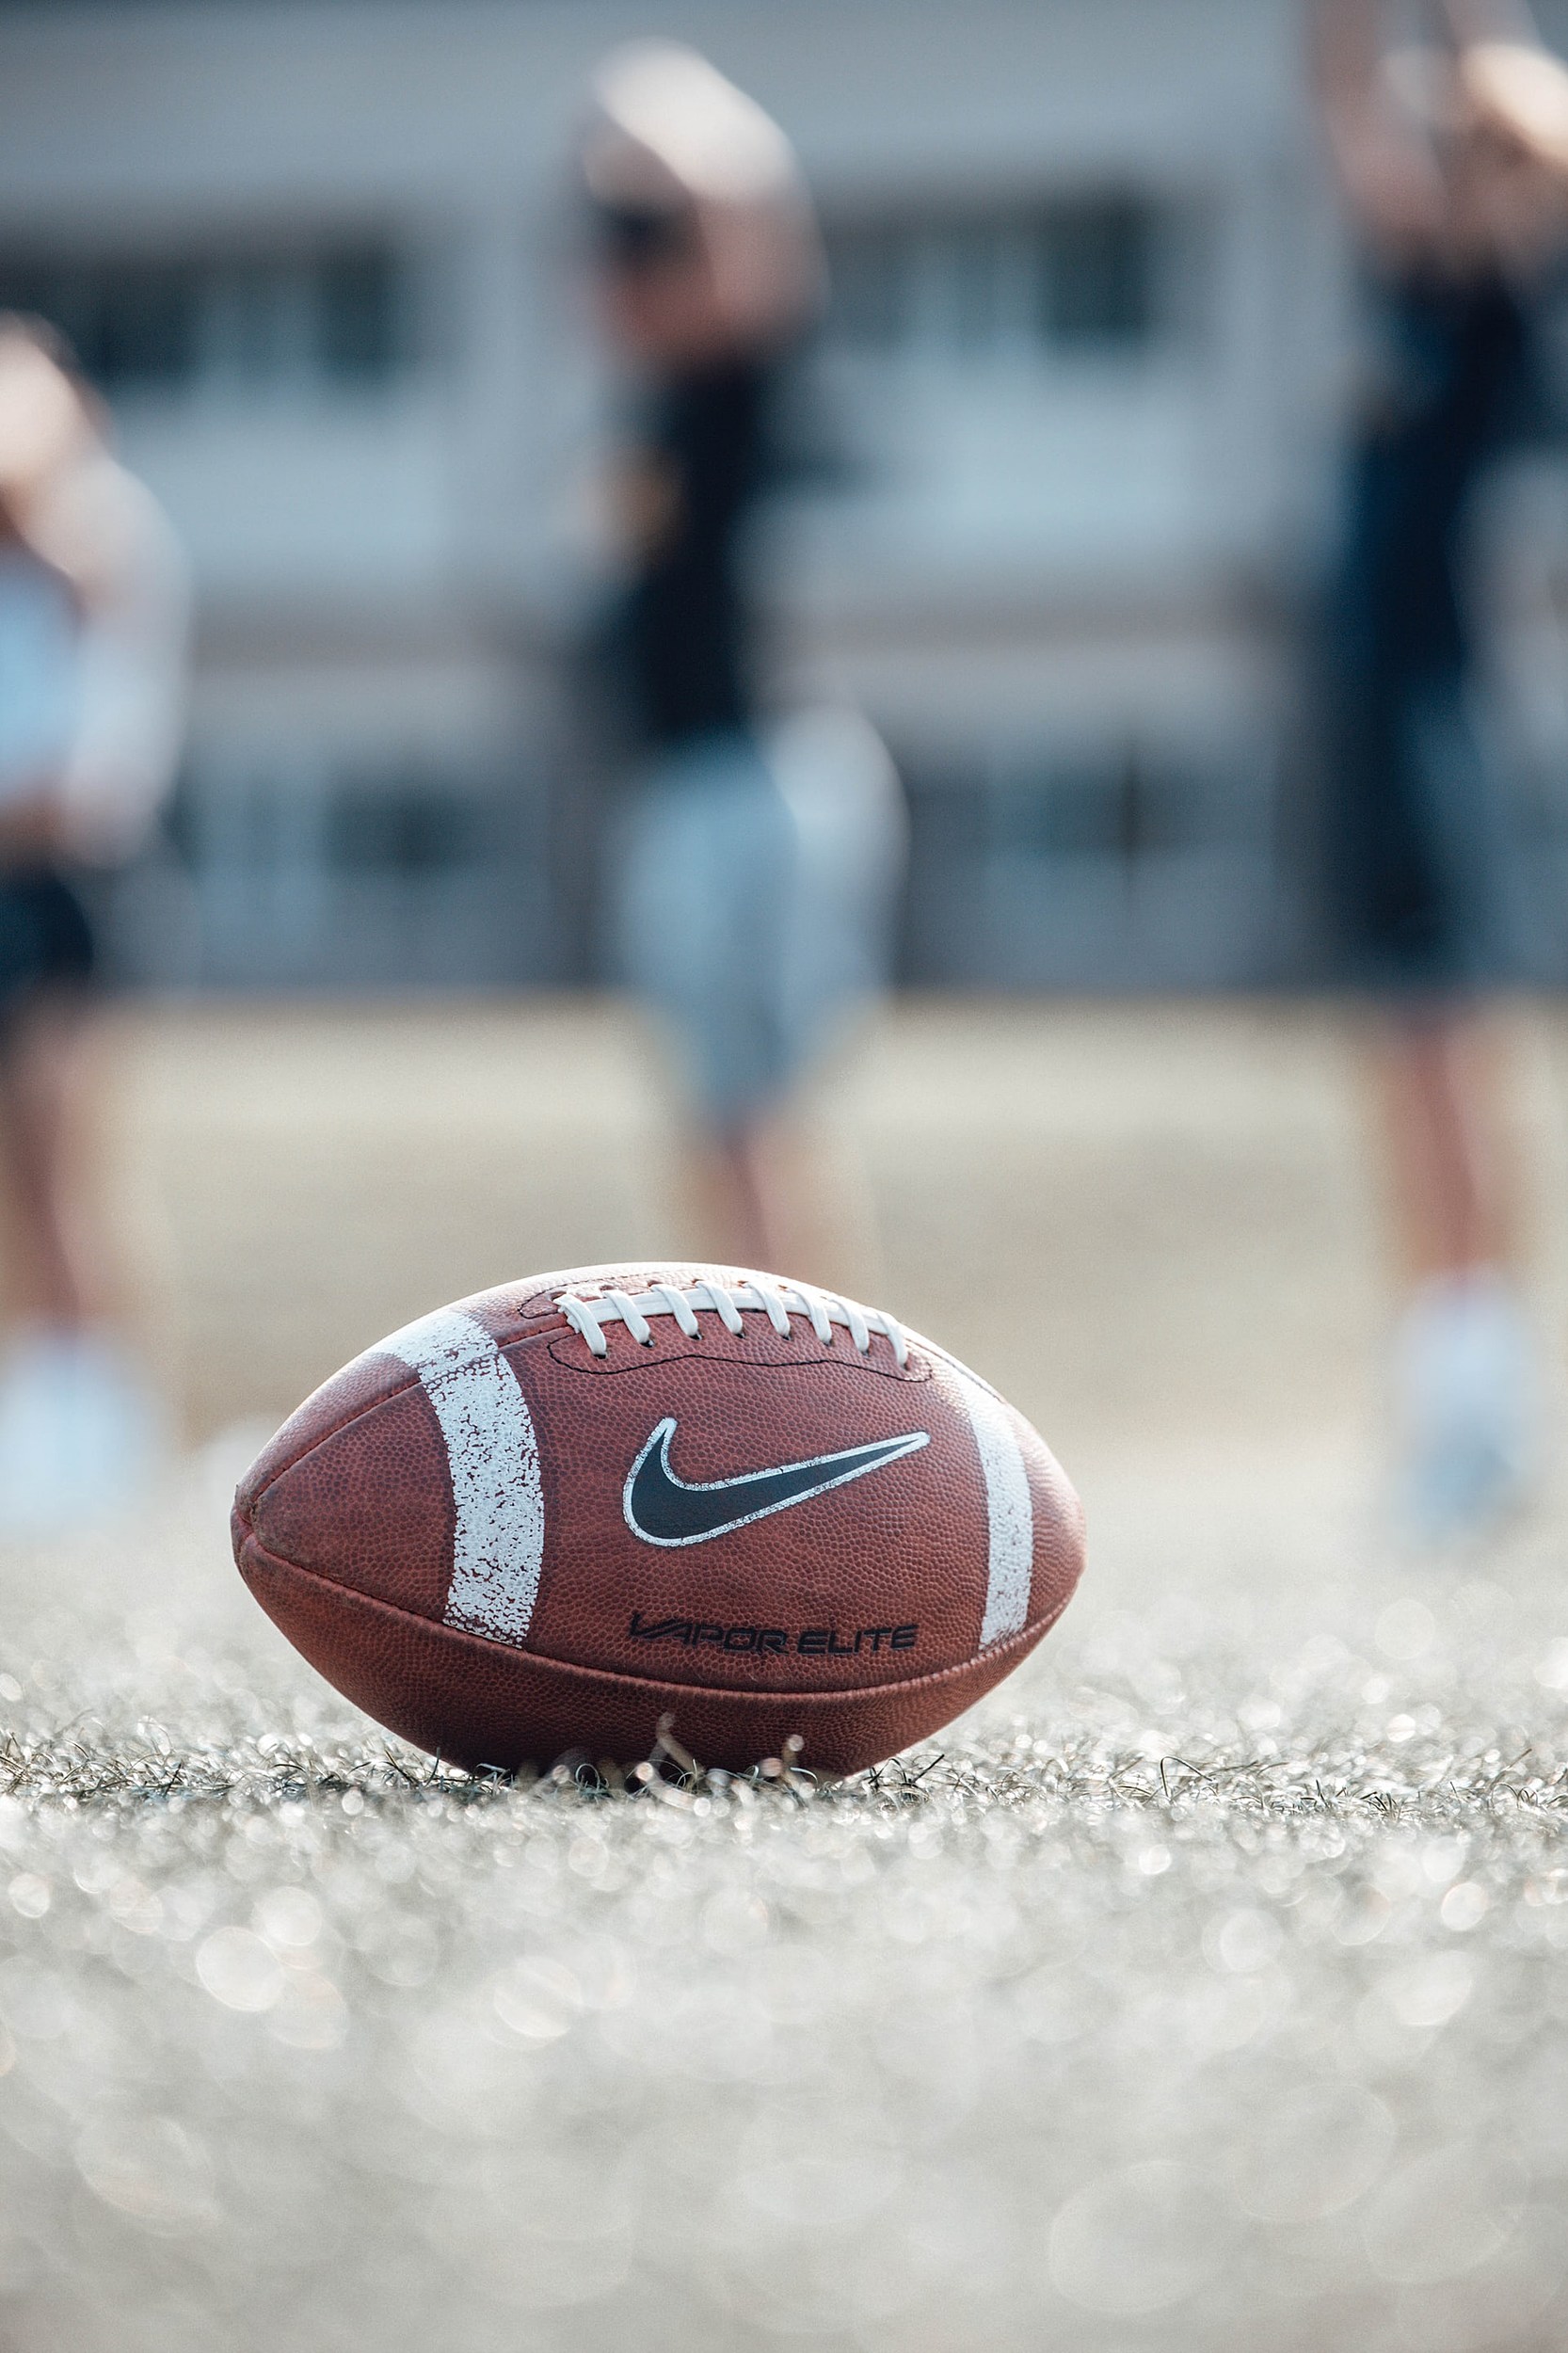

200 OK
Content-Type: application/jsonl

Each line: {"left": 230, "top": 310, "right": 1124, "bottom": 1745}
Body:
{"left": 3, "top": 998, "right": 1568, "bottom": 2351}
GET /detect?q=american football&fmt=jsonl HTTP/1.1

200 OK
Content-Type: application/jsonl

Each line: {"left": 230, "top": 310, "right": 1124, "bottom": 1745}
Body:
{"left": 231, "top": 1261, "right": 1086, "bottom": 1775}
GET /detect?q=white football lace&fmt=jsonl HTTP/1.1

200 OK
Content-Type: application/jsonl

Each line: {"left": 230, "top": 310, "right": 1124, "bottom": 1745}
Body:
{"left": 554, "top": 1277, "right": 909, "bottom": 1368}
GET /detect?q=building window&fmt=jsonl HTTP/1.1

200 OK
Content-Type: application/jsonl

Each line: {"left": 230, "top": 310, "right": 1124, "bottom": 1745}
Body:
{"left": 823, "top": 193, "right": 1167, "bottom": 361}
{"left": 0, "top": 242, "right": 409, "bottom": 398}
{"left": 989, "top": 755, "right": 1204, "bottom": 861}
{"left": 325, "top": 776, "right": 486, "bottom": 875}
{"left": 1039, "top": 199, "right": 1153, "bottom": 347}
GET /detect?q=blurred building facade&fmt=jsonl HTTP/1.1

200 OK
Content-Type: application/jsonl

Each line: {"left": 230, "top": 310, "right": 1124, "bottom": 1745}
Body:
{"left": 4, "top": 0, "right": 1568, "bottom": 989}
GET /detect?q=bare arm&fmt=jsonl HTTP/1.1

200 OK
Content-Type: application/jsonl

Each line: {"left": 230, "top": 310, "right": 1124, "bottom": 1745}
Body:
{"left": 1463, "top": 36, "right": 1568, "bottom": 176}
{"left": 1312, "top": 0, "right": 1450, "bottom": 253}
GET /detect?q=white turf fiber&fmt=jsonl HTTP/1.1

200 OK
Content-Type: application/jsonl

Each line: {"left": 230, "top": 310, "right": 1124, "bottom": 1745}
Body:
{"left": 3, "top": 1000, "right": 1568, "bottom": 2349}
{"left": 0, "top": 1441, "right": 1566, "bottom": 2353}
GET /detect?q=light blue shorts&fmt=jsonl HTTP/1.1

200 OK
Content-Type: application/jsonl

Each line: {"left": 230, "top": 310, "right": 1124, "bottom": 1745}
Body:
{"left": 611, "top": 714, "right": 905, "bottom": 1129}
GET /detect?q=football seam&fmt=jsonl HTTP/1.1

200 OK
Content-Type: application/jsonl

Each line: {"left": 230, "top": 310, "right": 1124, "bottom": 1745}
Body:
{"left": 242, "top": 1322, "right": 928, "bottom": 1508}
{"left": 238, "top": 1329, "right": 555, "bottom": 1507}
{"left": 545, "top": 1337, "right": 925, "bottom": 1384}
{"left": 237, "top": 1529, "right": 1068, "bottom": 1706}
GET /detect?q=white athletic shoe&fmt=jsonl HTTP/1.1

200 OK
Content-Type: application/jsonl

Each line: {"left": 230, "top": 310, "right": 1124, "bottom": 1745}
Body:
{"left": 0, "top": 1325, "right": 164, "bottom": 1532}
{"left": 1391, "top": 1268, "right": 1538, "bottom": 1546}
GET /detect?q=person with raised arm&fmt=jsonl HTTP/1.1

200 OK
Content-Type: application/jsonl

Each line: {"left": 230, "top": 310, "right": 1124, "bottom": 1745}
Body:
{"left": 575, "top": 42, "right": 904, "bottom": 1284}
{"left": 1314, "top": 0, "right": 1568, "bottom": 1536}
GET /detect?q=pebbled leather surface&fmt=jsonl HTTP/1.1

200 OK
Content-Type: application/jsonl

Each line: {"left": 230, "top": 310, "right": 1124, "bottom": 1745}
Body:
{"left": 236, "top": 1347, "right": 417, "bottom": 1517}
{"left": 236, "top": 1529, "right": 1076, "bottom": 1776}
{"left": 233, "top": 1262, "right": 1087, "bottom": 1772}
{"left": 237, "top": 1379, "right": 455, "bottom": 1624}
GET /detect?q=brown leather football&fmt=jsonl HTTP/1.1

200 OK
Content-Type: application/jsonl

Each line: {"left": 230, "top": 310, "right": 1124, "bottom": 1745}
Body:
{"left": 232, "top": 1262, "right": 1085, "bottom": 1778}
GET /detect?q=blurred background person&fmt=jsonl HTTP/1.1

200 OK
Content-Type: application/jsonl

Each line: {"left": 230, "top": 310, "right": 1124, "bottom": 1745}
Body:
{"left": 576, "top": 41, "right": 905, "bottom": 1284}
{"left": 0, "top": 318, "right": 187, "bottom": 1529}
{"left": 1314, "top": 0, "right": 1568, "bottom": 1540}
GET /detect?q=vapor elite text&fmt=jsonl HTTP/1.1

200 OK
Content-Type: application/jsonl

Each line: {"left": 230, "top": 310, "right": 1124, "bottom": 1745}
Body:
{"left": 628, "top": 1615, "right": 919, "bottom": 1656}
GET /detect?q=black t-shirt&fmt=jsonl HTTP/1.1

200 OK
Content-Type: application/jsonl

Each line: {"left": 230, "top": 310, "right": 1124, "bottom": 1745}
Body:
{"left": 1323, "top": 263, "right": 1534, "bottom": 971}
{"left": 1337, "top": 264, "right": 1530, "bottom": 683}
{"left": 610, "top": 356, "right": 776, "bottom": 755}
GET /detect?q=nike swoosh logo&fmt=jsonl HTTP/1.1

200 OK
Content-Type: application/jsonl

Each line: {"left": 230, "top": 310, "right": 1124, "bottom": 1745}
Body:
{"left": 623, "top": 1417, "right": 931, "bottom": 1547}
